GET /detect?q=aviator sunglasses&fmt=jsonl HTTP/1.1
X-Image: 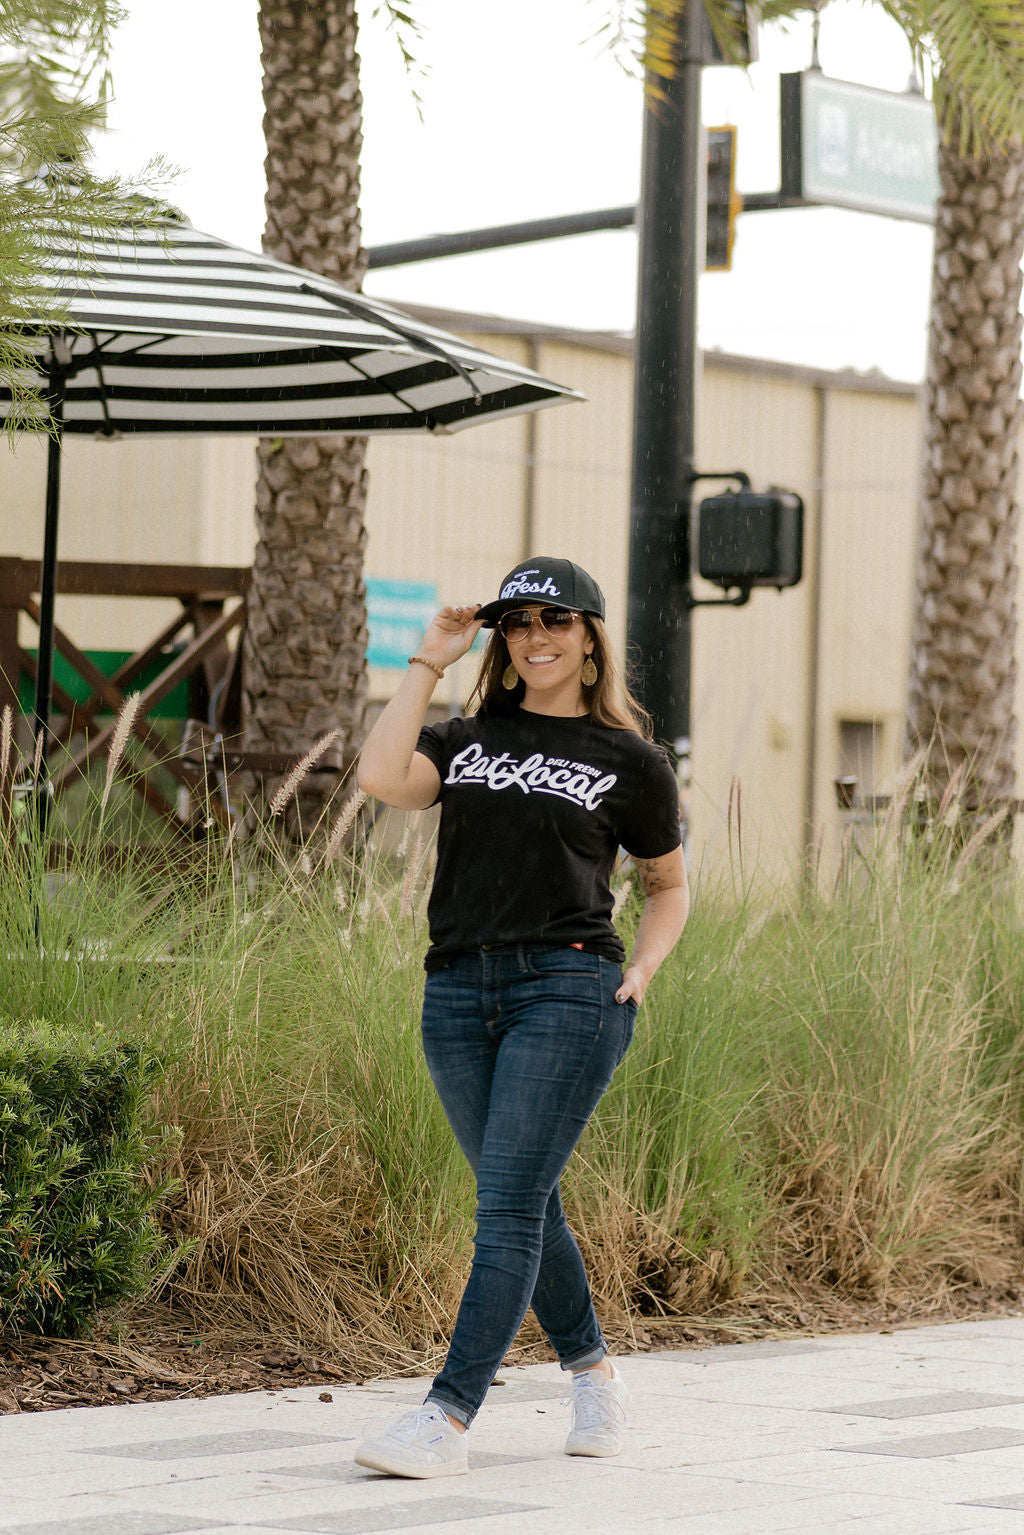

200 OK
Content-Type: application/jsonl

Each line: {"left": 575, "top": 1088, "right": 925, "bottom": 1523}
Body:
{"left": 498, "top": 606, "right": 583, "bottom": 639}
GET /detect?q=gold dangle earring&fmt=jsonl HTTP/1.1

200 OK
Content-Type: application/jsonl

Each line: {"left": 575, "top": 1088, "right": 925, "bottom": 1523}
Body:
{"left": 502, "top": 661, "right": 519, "bottom": 690}
{"left": 581, "top": 655, "right": 598, "bottom": 687}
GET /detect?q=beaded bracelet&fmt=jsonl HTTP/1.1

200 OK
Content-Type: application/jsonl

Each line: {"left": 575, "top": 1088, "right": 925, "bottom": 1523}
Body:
{"left": 408, "top": 655, "right": 445, "bottom": 681}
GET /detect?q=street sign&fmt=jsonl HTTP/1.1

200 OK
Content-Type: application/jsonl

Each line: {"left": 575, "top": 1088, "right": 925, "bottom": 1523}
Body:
{"left": 366, "top": 578, "right": 437, "bottom": 669}
{"left": 781, "top": 71, "right": 938, "bottom": 223}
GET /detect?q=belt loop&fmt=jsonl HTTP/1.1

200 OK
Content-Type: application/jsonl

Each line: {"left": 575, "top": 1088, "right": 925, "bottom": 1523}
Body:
{"left": 516, "top": 943, "right": 529, "bottom": 973}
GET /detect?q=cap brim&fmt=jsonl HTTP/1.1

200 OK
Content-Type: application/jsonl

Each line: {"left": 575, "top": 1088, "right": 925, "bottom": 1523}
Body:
{"left": 476, "top": 597, "right": 590, "bottom": 628}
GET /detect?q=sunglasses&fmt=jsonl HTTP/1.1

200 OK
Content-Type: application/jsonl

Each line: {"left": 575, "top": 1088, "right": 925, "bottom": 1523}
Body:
{"left": 498, "top": 607, "right": 582, "bottom": 639}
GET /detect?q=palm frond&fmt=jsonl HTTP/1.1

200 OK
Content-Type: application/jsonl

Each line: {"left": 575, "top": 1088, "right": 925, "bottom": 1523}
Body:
{"left": 591, "top": 1, "right": 819, "bottom": 82}
{"left": 587, "top": 0, "right": 646, "bottom": 76}
{"left": 371, "top": 1, "right": 428, "bottom": 117}
{"left": 880, "top": 0, "right": 1024, "bottom": 151}
{"left": 755, "top": 0, "right": 820, "bottom": 22}
{"left": 595, "top": 1, "right": 1022, "bottom": 153}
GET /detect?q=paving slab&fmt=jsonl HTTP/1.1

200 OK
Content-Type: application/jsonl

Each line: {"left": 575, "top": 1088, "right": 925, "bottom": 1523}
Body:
{"left": 6, "top": 1318, "right": 1024, "bottom": 1533}
{"left": 822, "top": 1391, "right": 1024, "bottom": 1418}
{"left": 654, "top": 1493, "right": 1010, "bottom": 1534}
{"left": 246, "top": 1498, "right": 546, "bottom": 1532}
{"left": 715, "top": 1451, "right": 1024, "bottom": 1501}
{"left": 835, "top": 1426, "right": 1024, "bottom": 1458}
{"left": 1, "top": 1518, "right": 215, "bottom": 1535}
{"left": 89, "top": 1432, "right": 343, "bottom": 1461}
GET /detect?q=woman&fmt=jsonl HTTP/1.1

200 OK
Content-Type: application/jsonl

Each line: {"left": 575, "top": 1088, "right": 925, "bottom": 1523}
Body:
{"left": 354, "top": 556, "right": 688, "bottom": 1479}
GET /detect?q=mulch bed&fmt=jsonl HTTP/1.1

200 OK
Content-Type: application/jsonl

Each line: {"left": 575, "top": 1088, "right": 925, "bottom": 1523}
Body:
{"left": 3, "top": 1283, "right": 1023, "bottom": 1415}
{"left": 0, "top": 1327, "right": 357, "bottom": 1414}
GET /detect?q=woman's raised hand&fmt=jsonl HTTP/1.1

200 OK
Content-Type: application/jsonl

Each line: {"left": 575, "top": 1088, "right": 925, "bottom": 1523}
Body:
{"left": 419, "top": 604, "right": 484, "bottom": 671}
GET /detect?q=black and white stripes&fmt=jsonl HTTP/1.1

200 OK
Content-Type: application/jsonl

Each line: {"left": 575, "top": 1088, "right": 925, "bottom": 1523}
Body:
{"left": 14, "top": 217, "right": 581, "bottom": 435}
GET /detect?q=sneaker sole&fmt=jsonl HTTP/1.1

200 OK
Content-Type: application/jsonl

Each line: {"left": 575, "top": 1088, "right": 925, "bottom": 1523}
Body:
{"left": 354, "top": 1446, "right": 469, "bottom": 1479}
{"left": 564, "top": 1437, "right": 623, "bottom": 1457}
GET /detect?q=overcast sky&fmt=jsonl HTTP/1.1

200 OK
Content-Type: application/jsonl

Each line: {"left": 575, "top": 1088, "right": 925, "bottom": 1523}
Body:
{"left": 91, "top": 0, "right": 935, "bottom": 381}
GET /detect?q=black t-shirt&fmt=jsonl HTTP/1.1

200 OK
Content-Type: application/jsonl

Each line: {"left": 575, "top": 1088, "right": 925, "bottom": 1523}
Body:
{"left": 415, "top": 708, "right": 681, "bottom": 969}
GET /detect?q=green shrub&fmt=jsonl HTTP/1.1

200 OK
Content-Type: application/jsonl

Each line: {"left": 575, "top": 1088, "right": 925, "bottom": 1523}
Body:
{"left": 0, "top": 1021, "right": 171, "bottom": 1337}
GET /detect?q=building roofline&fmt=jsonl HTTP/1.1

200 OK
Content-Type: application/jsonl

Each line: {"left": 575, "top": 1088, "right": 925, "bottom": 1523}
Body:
{"left": 379, "top": 296, "right": 922, "bottom": 400}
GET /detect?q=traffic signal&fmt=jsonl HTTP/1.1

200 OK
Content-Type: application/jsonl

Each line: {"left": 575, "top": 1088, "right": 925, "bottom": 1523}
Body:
{"left": 706, "top": 126, "right": 741, "bottom": 271}
{"left": 698, "top": 489, "right": 804, "bottom": 593}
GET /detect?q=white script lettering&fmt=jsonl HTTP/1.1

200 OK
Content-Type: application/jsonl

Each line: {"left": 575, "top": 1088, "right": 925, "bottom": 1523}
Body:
{"left": 445, "top": 743, "right": 616, "bottom": 811}
{"left": 499, "top": 570, "right": 561, "bottom": 600}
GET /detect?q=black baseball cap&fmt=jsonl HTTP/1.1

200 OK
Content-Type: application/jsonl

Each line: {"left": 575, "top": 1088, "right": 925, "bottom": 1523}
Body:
{"left": 476, "top": 557, "right": 606, "bottom": 627}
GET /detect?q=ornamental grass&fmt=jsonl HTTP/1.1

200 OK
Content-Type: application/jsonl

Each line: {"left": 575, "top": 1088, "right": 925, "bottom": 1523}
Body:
{"left": 1, "top": 702, "right": 1023, "bottom": 1361}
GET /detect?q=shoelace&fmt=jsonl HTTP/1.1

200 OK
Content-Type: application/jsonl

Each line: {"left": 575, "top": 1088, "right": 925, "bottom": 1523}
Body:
{"left": 570, "top": 1374, "right": 626, "bottom": 1433}
{"left": 387, "top": 1405, "right": 449, "bottom": 1443}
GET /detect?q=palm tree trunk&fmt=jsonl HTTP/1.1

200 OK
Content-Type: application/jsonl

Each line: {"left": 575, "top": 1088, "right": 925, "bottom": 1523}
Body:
{"left": 907, "top": 134, "right": 1024, "bottom": 806}
{"left": 244, "top": 0, "right": 369, "bottom": 809}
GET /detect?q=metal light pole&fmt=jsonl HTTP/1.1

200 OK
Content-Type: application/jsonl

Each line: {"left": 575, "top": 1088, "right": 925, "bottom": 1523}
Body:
{"left": 34, "top": 349, "right": 66, "bottom": 762}
{"left": 627, "top": 2, "right": 705, "bottom": 756}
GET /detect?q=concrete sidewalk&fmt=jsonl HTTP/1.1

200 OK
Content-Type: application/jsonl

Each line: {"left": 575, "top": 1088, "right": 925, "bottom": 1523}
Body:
{"left": 4, "top": 1318, "right": 1024, "bottom": 1534}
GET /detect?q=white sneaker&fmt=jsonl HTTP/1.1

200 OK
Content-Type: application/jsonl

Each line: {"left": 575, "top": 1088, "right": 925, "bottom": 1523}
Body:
{"left": 354, "top": 1403, "right": 469, "bottom": 1479}
{"left": 564, "top": 1362, "right": 630, "bottom": 1457}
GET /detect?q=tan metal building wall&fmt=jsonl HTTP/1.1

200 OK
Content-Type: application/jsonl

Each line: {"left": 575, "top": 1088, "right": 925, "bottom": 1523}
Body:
{"left": 3, "top": 434, "right": 258, "bottom": 648}
{"left": 4, "top": 310, "right": 1018, "bottom": 881}
{"left": 360, "top": 332, "right": 536, "bottom": 712}
{"left": 688, "top": 363, "right": 925, "bottom": 884}
{"left": 690, "top": 363, "right": 822, "bottom": 884}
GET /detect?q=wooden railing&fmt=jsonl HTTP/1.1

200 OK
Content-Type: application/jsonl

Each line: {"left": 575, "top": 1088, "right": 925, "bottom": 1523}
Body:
{"left": 0, "top": 558, "right": 252, "bottom": 827}
{"left": 0, "top": 558, "right": 356, "bottom": 830}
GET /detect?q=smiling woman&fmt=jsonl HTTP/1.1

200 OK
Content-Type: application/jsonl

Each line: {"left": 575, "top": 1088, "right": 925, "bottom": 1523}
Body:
{"left": 354, "top": 554, "right": 689, "bottom": 1479}
{"left": 498, "top": 603, "right": 592, "bottom": 708}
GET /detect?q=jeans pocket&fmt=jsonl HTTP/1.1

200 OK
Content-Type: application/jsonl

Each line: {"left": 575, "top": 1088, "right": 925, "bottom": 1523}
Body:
{"left": 526, "top": 948, "right": 602, "bottom": 981}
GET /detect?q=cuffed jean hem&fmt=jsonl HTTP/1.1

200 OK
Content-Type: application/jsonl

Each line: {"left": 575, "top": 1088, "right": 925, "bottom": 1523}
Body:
{"left": 560, "top": 1343, "right": 607, "bottom": 1372}
{"left": 424, "top": 1393, "right": 471, "bottom": 1428}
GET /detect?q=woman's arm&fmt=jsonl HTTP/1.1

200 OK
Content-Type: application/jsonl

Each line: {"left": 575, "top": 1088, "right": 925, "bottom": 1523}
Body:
{"left": 356, "top": 604, "right": 482, "bottom": 810}
{"left": 616, "top": 845, "right": 689, "bottom": 1005}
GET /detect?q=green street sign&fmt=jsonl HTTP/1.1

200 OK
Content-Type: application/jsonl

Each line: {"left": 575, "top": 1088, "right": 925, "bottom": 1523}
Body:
{"left": 781, "top": 71, "right": 938, "bottom": 223}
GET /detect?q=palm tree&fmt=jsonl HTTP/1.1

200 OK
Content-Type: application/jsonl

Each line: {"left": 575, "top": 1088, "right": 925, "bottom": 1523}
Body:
{"left": 243, "top": 0, "right": 370, "bottom": 811}
{"left": 905, "top": 117, "right": 1024, "bottom": 805}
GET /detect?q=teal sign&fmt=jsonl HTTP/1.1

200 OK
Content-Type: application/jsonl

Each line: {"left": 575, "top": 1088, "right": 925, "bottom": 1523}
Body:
{"left": 366, "top": 578, "right": 437, "bottom": 669}
{"left": 782, "top": 72, "right": 938, "bottom": 223}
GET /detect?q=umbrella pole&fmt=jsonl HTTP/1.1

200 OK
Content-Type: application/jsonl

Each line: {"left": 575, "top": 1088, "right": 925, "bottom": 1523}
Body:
{"left": 32, "top": 358, "right": 65, "bottom": 825}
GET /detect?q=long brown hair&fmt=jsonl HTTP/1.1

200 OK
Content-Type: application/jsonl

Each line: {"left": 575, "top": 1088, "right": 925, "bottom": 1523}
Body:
{"left": 467, "top": 615, "right": 652, "bottom": 737}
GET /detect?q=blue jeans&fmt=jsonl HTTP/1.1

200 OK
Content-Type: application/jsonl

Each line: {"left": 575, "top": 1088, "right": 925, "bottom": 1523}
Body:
{"left": 420, "top": 945, "right": 637, "bottom": 1427}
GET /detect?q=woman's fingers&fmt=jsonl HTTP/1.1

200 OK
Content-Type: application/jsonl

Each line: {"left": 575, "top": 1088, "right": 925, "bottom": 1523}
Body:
{"left": 420, "top": 605, "right": 484, "bottom": 666}
{"left": 437, "top": 603, "right": 482, "bottom": 628}
{"left": 616, "top": 967, "right": 646, "bottom": 1005}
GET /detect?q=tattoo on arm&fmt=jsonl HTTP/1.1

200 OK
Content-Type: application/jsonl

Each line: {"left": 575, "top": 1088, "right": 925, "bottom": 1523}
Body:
{"left": 634, "top": 856, "right": 673, "bottom": 895}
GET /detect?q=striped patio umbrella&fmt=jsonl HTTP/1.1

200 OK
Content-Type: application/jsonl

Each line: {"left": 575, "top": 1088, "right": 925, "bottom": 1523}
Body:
{"left": 24, "top": 213, "right": 581, "bottom": 436}
{"left": 14, "top": 200, "right": 583, "bottom": 750}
